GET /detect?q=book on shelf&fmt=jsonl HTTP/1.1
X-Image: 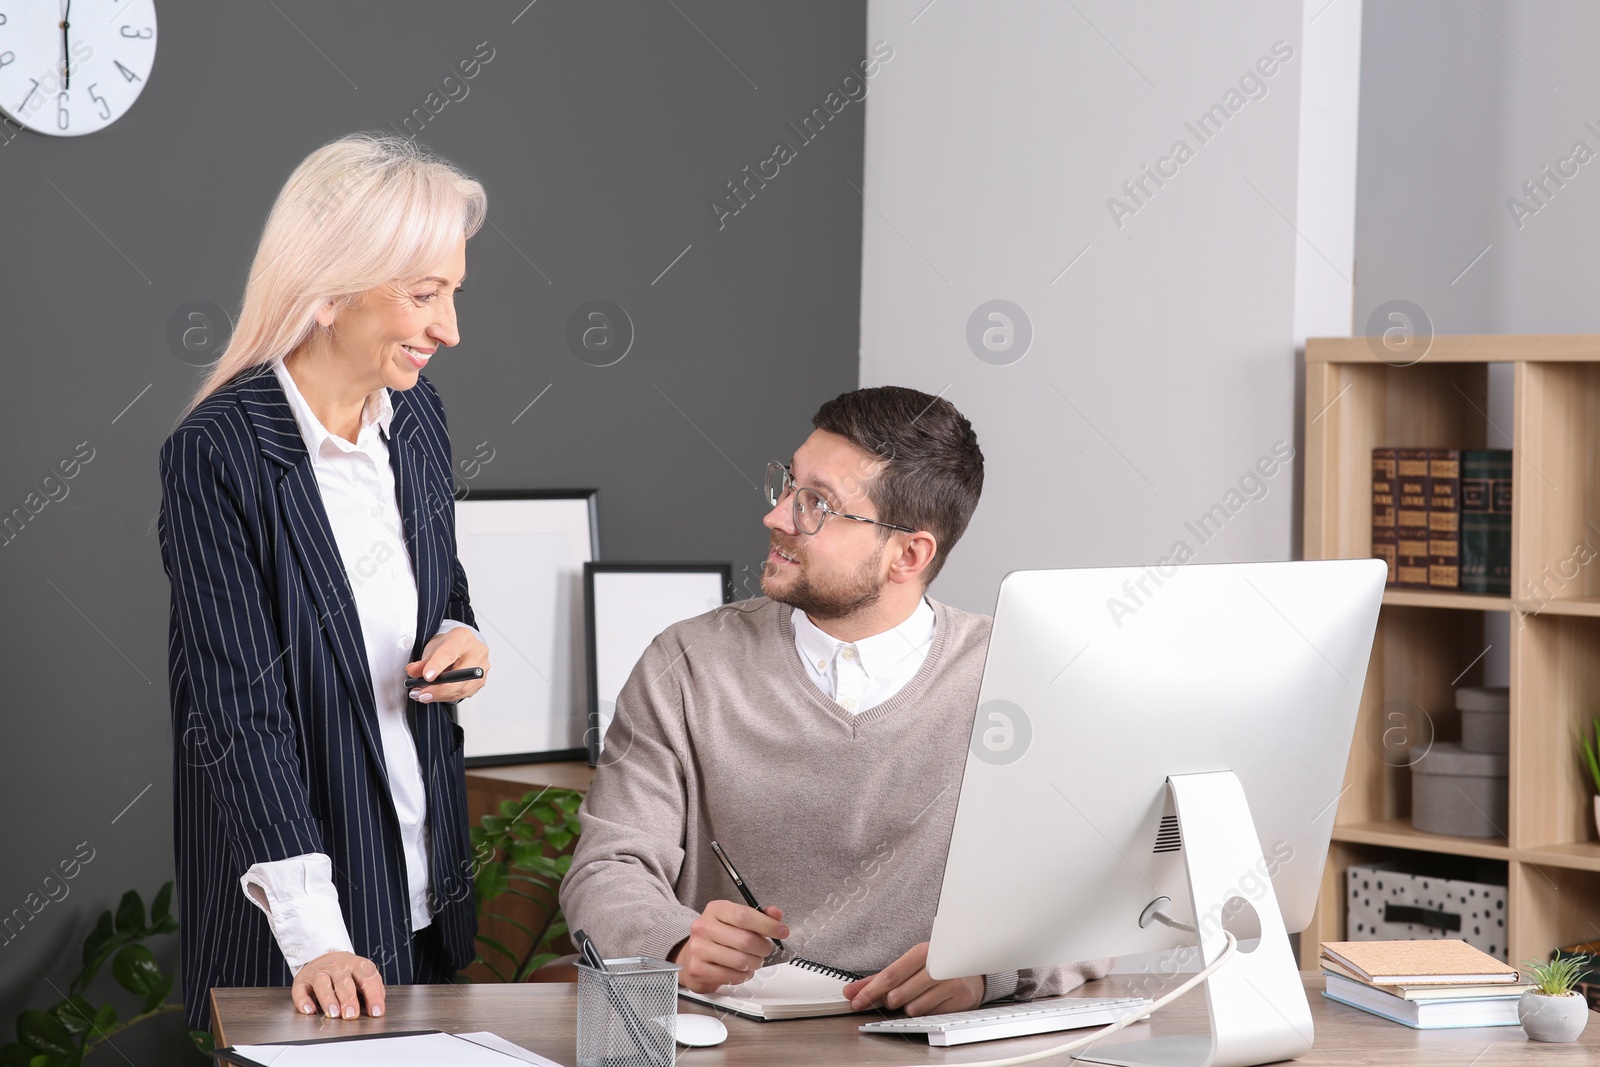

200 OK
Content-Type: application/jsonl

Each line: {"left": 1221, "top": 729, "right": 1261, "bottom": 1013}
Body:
{"left": 1371, "top": 448, "right": 1398, "bottom": 586}
{"left": 1320, "top": 939, "right": 1520, "bottom": 986}
{"left": 1426, "top": 449, "right": 1460, "bottom": 590}
{"left": 1460, "top": 449, "right": 1511, "bottom": 595}
{"left": 1394, "top": 449, "right": 1431, "bottom": 588}
{"left": 1321, "top": 973, "right": 1521, "bottom": 1029}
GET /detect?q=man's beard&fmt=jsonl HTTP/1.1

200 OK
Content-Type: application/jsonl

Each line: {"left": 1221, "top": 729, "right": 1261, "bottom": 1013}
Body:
{"left": 761, "top": 536, "right": 885, "bottom": 621}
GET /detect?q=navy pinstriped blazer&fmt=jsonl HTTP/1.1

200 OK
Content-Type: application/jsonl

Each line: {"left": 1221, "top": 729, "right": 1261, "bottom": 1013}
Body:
{"left": 158, "top": 367, "right": 478, "bottom": 1030}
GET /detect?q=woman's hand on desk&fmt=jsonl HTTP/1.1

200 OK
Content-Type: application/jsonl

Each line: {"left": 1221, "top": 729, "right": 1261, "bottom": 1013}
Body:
{"left": 670, "top": 900, "right": 789, "bottom": 993}
{"left": 406, "top": 628, "right": 490, "bottom": 703}
{"left": 842, "top": 941, "right": 984, "bottom": 1017}
{"left": 291, "top": 951, "right": 386, "bottom": 1019}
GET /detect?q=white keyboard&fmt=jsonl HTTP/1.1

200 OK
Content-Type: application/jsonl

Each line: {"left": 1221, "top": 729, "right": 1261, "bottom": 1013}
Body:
{"left": 859, "top": 995, "right": 1152, "bottom": 1047}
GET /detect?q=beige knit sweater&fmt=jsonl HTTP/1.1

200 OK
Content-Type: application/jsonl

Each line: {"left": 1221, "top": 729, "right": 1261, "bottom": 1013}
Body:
{"left": 559, "top": 596, "right": 1110, "bottom": 1001}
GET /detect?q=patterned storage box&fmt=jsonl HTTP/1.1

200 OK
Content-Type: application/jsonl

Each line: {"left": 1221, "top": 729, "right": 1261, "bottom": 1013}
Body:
{"left": 1346, "top": 862, "right": 1507, "bottom": 962}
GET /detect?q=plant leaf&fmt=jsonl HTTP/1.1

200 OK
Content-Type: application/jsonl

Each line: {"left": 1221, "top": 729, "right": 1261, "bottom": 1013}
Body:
{"left": 0, "top": 1043, "right": 34, "bottom": 1067}
{"left": 79, "top": 912, "right": 114, "bottom": 971}
{"left": 90, "top": 1005, "right": 116, "bottom": 1033}
{"left": 508, "top": 842, "right": 547, "bottom": 869}
{"left": 150, "top": 882, "right": 174, "bottom": 925}
{"left": 188, "top": 1029, "right": 215, "bottom": 1054}
{"left": 489, "top": 916, "right": 538, "bottom": 940}
{"left": 48, "top": 997, "right": 96, "bottom": 1038}
{"left": 474, "top": 934, "right": 519, "bottom": 965}
{"left": 16, "top": 1012, "right": 74, "bottom": 1057}
{"left": 110, "top": 944, "right": 161, "bottom": 998}
{"left": 73, "top": 931, "right": 134, "bottom": 995}
{"left": 514, "top": 951, "right": 559, "bottom": 983}
{"left": 142, "top": 971, "right": 175, "bottom": 1015}
{"left": 113, "top": 891, "right": 145, "bottom": 936}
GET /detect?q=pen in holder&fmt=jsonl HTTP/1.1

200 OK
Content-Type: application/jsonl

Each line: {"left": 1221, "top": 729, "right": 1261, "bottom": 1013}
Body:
{"left": 574, "top": 930, "right": 679, "bottom": 1067}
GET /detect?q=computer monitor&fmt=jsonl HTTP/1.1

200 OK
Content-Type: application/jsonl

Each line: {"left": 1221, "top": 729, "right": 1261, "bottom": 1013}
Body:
{"left": 927, "top": 559, "right": 1386, "bottom": 1067}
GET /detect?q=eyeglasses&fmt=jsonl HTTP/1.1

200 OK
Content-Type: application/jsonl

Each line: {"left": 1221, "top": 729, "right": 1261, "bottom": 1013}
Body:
{"left": 764, "top": 461, "right": 916, "bottom": 537}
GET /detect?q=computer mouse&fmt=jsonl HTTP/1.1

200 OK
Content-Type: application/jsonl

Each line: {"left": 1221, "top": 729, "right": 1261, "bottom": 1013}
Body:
{"left": 675, "top": 1012, "right": 729, "bottom": 1047}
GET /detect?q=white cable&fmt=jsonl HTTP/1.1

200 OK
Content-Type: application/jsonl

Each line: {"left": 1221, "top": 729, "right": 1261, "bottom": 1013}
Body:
{"left": 890, "top": 931, "right": 1238, "bottom": 1067}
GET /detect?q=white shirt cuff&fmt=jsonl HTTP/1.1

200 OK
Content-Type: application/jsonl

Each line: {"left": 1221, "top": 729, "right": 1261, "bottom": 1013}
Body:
{"left": 435, "top": 618, "right": 483, "bottom": 644}
{"left": 239, "top": 853, "right": 355, "bottom": 975}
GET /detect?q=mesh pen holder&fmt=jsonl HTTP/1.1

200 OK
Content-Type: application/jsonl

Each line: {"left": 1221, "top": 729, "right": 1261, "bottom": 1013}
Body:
{"left": 576, "top": 956, "right": 680, "bottom": 1067}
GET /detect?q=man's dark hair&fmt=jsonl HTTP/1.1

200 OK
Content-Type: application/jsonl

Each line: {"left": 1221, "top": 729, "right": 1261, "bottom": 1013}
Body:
{"left": 811, "top": 386, "right": 983, "bottom": 585}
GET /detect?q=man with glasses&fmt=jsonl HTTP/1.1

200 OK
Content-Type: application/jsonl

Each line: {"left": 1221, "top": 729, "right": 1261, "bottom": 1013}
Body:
{"left": 560, "top": 387, "right": 1108, "bottom": 1017}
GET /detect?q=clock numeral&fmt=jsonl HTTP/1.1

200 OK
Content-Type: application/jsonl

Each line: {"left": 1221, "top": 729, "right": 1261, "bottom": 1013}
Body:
{"left": 88, "top": 83, "right": 110, "bottom": 121}
{"left": 119, "top": 25, "right": 153, "bottom": 40}
{"left": 56, "top": 91, "right": 68, "bottom": 131}
{"left": 0, "top": 51, "right": 12, "bottom": 70}
{"left": 114, "top": 60, "right": 141, "bottom": 84}
{"left": 0, "top": 13, "right": 7, "bottom": 26}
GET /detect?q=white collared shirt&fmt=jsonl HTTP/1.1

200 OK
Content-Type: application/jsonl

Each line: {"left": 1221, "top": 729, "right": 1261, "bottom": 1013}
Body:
{"left": 237, "top": 361, "right": 476, "bottom": 974}
{"left": 791, "top": 599, "right": 936, "bottom": 713}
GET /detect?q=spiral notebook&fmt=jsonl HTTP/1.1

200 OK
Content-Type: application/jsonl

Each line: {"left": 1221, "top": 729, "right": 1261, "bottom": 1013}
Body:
{"left": 678, "top": 958, "right": 866, "bottom": 1020}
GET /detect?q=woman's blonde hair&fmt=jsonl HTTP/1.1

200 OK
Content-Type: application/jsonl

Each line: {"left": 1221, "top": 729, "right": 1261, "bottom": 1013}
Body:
{"left": 185, "top": 132, "right": 487, "bottom": 414}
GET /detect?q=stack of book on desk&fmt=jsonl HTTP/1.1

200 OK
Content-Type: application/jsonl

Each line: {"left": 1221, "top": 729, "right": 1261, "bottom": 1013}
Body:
{"left": 1320, "top": 939, "right": 1528, "bottom": 1029}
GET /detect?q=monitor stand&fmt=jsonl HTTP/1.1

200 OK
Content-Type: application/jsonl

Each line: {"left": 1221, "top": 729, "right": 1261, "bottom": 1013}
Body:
{"left": 1079, "top": 771, "right": 1314, "bottom": 1067}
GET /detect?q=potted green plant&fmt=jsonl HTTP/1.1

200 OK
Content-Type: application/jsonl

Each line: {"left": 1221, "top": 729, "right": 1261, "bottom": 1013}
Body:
{"left": 0, "top": 882, "right": 211, "bottom": 1066}
{"left": 1519, "top": 955, "right": 1591, "bottom": 1042}
{"left": 1581, "top": 715, "right": 1600, "bottom": 839}
{"left": 470, "top": 787, "right": 585, "bottom": 981}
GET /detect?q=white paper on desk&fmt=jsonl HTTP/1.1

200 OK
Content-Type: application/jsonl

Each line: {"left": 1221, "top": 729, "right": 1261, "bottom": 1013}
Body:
{"left": 457, "top": 1031, "right": 565, "bottom": 1065}
{"left": 226, "top": 1030, "right": 562, "bottom": 1066}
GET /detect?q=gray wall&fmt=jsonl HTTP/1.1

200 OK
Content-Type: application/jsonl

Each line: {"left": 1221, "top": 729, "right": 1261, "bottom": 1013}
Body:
{"left": 0, "top": 1, "right": 866, "bottom": 1057}
{"left": 1355, "top": 0, "right": 1600, "bottom": 336}
{"left": 859, "top": 0, "right": 1341, "bottom": 614}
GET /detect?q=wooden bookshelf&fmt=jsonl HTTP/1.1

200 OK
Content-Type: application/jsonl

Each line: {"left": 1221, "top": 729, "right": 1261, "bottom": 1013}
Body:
{"left": 1302, "top": 335, "right": 1600, "bottom": 968}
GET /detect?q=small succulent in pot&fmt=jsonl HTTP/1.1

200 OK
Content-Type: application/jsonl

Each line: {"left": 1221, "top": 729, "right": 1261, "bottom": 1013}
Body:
{"left": 1518, "top": 955, "right": 1591, "bottom": 1043}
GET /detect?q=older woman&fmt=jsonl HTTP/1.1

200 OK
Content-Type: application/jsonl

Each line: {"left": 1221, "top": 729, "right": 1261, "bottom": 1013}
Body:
{"left": 158, "top": 133, "right": 491, "bottom": 1029}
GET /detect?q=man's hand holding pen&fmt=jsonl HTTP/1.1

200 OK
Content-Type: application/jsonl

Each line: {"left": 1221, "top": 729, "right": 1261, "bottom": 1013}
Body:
{"left": 669, "top": 899, "right": 789, "bottom": 993}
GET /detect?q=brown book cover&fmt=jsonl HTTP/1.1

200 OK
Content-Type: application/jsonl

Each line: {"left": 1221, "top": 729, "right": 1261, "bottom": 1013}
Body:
{"left": 1320, "top": 939, "right": 1520, "bottom": 986}
{"left": 1395, "top": 449, "right": 1431, "bottom": 588}
{"left": 1427, "top": 449, "right": 1460, "bottom": 590}
{"left": 1371, "top": 448, "right": 1398, "bottom": 586}
{"left": 1320, "top": 957, "right": 1529, "bottom": 1000}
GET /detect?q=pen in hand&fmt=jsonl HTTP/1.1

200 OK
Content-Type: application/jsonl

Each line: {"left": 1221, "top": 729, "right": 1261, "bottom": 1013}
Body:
{"left": 709, "top": 839, "right": 785, "bottom": 952}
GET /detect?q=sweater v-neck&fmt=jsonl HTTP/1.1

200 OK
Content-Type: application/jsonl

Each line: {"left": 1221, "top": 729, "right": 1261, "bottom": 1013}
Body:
{"left": 776, "top": 598, "right": 952, "bottom": 731}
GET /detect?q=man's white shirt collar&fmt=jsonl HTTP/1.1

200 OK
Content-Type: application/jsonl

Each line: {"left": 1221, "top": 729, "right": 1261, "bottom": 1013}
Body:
{"left": 792, "top": 597, "right": 936, "bottom": 707}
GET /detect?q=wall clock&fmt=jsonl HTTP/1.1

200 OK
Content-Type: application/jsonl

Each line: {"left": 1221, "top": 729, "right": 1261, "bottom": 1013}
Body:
{"left": 0, "top": 0, "right": 157, "bottom": 135}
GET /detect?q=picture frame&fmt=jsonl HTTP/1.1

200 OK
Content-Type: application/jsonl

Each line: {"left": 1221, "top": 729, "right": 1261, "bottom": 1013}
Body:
{"left": 453, "top": 489, "right": 599, "bottom": 766}
{"left": 584, "top": 562, "right": 734, "bottom": 766}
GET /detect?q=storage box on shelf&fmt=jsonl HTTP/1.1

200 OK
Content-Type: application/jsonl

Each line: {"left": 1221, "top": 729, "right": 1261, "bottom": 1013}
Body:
{"left": 1302, "top": 335, "right": 1600, "bottom": 968}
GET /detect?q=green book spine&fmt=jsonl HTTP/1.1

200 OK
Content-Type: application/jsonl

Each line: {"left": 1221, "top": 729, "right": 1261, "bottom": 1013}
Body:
{"left": 1460, "top": 450, "right": 1494, "bottom": 594}
{"left": 1488, "top": 452, "right": 1512, "bottom": 596}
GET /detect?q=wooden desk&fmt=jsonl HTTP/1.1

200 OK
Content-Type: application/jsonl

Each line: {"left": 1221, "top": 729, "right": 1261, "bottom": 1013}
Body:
{"left": 212, "top": 973, "right": 1597, "bottom": 1065}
